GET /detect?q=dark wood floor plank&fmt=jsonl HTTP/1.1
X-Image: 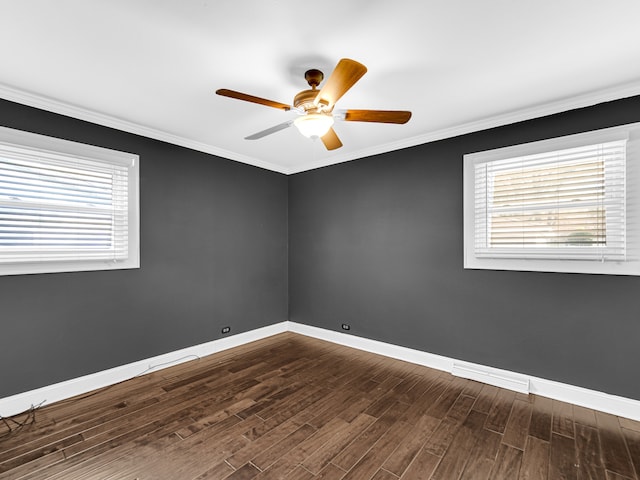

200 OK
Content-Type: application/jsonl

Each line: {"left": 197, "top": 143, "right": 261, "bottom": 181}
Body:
{"left": 461, "top": 378, "right": 484, "bottom": 398}
{"left": 471, "top": 383, "right": 500, "bottom": 414}
{"left": 430, "top": 409, "right": 484, "bottom": 480}
{"left": 251, "top": 424, "right": 316, "bottom": 470}
{"left": 337, "top": 396, "right": 377, "bottom": 423}
{"left": 59, "top": 388, "right": 217, "bottom": 458}
{"left": 549, "top": 432, "right": 578, "bottom": 480}
{"left": 397, "top": 374, "right": 439, "bottom": 406}
{"left": 485, "top": 388, "right": 516, "bottom": 434}
{"left": 226, "top": 413, "right": 310, "bottom": 469}
{"left": 332, "top": 401, "right": 409, "bottom": 471}
{"left": 489, "top": 444, "right": 523, "bottom": 480}
{"left": 575, "top": 423, "right": 605, "bottom": 480}
{"left": 604, "top": 471, "right": 635, "bottom": 480}
{"left": 399, "top": 447, "right": 440, "bottom": 479}
{"left": 302, "top": 413, "right": 376, "bottom": 475}
{"left": 241, "top": 386, "right": 328, "bottom": 442}
{"left": 285, "top": 465, "right": 316, "bottom": 480}
{"left": 391, "top": 373, "right": 421, "bottom": 399}
{"left": 619, "top": 417, "right": 640, "bottom": 434}
{"left": 342, "top": 419, "right": 413, "bottom": 480}
{"left": 0, "top": 332, "right": 637, "bottom": 480}
{"left": 425, "top": 378, "right": 467, "bottom": 419}
{"left": 573, "top": 405, "right": 598, "bottom": 429}
{"left": 133, "top": 432, "right": 248, "bottom": 480}
{"left": 382, "top": 414, "right": 441, "bottom": 477}
{"left": 193, "top": 460, "right": 236, "bottom": 479}
{"left": 621, "top": 427, "right": 640, "bottom": 480}
{"left": 175, "top": 397, "right": 256, "bottom": 439}
{"left": 306, "top": 388, "right": 362, "bottom": 429}
{"left": 14, "top": 408, "right": 189, "bottom": 478}
{"left": 459, "top": 414, "right": 502, "bottom": 480}
{"left": 399, "top": 376, "right": 452, "bottom": 424}
{"left": 294, "top": 416, "right": 352, "bottom": 459}
{"left": 0, "top": 450, "right": 66, "bottom": 480}
{"left": 226, "top": 462, "right": 262, "bottom": 479}
{"left": 596, "top": 411, "right": 636, "bottom": 479}
{"left": 372, "top": 469, "right": 400, "bottom": 480}
{"left": 257, "top": 416, "right": 349, "bottom": 478}
{"left": 114, "top": 414, "right": 251, "bottom": 479}
{"left": 518, "top": 435, "right": 549, "bottom": 480}
{"left": 0, "top": 430, "right": 83, "bottom": 473}
{"left": 529, "top": 394, "right": 553, "bottom": 442}
{"left": 365, "top": 391, "right": 404, "bottom": 419}
{"left": 423, "top": 417, "right": 460, "bottom": 457}
{"left": 252, "top": 381, "right": 322, "bottom": 423}
{"left": 503, "top": 398, "right": 533, "bottom": 450}
{"left": 446, "top": 394, "right": 476, "bottom": 423}
{"left": 552, "top": 400, "right": 576, "bottom": 439}
{"left": 316, "top": 463, "right": 347, "bottom": 479}
{"left": 460, "top": 457, "right": 495, "bottom": 480}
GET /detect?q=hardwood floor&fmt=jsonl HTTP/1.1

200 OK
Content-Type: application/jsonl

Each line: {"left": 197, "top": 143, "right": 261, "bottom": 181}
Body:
{"left": 1, "top": 332, "right": 638, "bottom": 479}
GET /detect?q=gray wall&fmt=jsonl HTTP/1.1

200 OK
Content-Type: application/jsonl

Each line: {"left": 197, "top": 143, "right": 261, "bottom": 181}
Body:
{"left": 0, "top": 99, "right": 288, "bottom": 398}
{"left": 3, "top": 94, "right": 640, "bottom": 403}
{"left": 289, "top": 96, "right": 640, "bottom": 401}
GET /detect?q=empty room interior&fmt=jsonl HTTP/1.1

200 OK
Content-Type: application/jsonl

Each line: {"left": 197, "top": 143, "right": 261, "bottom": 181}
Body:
{"left": 1, "top": 2, "right": 640, "bottom": 479}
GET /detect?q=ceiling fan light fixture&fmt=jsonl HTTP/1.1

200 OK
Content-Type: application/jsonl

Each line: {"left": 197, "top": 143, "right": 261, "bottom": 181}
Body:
{"left": 294, "top": 114, "right": 334, "bottom": 138}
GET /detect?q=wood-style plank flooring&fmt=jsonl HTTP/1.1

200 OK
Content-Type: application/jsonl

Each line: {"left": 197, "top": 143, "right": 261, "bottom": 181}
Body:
{"left": 1, "top": 332, "right": 639, "bottom": 479}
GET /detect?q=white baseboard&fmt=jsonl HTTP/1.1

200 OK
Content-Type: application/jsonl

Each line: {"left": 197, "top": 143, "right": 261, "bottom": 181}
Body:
{"left": 0, "top": 322, "right": 288, "bottom": 418}
{"left": 451, "top": 361, "right": 530, "bottom": 394}
{"left": 2, "top": 320, "right": 639, "bottom": 422}
{"left": 287, "top": 322, "right": 640, "bottom": 422}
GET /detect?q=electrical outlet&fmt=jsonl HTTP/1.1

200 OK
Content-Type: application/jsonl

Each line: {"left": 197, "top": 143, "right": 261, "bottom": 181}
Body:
{"left": 341, "top": 324, "right": 351, "bottom": 331}
{"left": 221, "top": 326, "right": 231, "bottom": 334}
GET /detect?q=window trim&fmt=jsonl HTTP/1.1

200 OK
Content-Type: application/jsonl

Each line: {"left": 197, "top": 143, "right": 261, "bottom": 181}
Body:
{"left": 463, "top": 122, "right": 640, "bottom": 276}
{"left": 0, "top": 126, "right": 139, "bottom": 276}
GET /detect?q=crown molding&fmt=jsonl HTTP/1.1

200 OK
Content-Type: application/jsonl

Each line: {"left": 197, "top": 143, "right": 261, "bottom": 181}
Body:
{"left": 287, "top": 80, "right": 640, "bottom": 174}
{"left": 0, "top": 82, "right": 290, "bottom": 174}
{"left": 2, "top": 81, "right": 640, "bottom": 175}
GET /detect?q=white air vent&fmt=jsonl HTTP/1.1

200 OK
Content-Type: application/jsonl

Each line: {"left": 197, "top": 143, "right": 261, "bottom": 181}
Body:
{"left": 451, "top": 361, "right": 530, "bottom": 394}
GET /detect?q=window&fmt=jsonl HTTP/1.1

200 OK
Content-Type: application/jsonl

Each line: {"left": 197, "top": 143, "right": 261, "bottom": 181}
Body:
{"left": 0, "top": 126, "right": 139, "bottom": 276}
{"left": 464, "top": 123, "right": 640, "bottom": 275}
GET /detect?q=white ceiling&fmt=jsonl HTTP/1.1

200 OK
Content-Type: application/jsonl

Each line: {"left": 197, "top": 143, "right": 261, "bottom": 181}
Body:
{"left": 2, "top": 1, "right": 640, "bottom": 174}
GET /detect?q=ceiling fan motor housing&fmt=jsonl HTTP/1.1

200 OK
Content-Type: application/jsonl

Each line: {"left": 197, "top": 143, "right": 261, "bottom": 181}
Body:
{"left": 294, "top": 89, "right": 321, "bottom": 112}
{"left": 294, "top": 69, "right": 330, "bottom": 113}
{"left": 304, "top": 69, "right": 323, "bottom": 88}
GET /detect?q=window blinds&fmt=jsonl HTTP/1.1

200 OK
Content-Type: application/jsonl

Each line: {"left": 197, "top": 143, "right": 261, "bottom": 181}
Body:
{"left": 474, "top": 140, "right": 626, "bottom": 260}
{"left": 0, "top": 151, "right": 129, "bottom": 264}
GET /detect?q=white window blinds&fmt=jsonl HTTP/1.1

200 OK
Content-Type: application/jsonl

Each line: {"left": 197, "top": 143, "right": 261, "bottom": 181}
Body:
{"left": 0, "top": 126, "right": 139, "bottom": 275}
{"left": 473, "top": 140, "right": 626, "bottom": 260}
{"left": 0, "top": 153, "right": 129, "bottom": 263}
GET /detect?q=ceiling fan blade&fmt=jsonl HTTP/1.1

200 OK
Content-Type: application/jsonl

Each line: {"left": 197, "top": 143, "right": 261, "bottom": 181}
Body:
{"left": 344, "top": 109, "right": 412, "bottom": 124}
{"left": 245, "top": 120, "right": 294, "bottom": 140}
{"left": 216, "top": 89, "right": 292, "bottom": 111}
{"left": 314, "top": 58, "right": 367, "bottom": 110}
{"left": 321, "top": 127, "right": 343, "bottom": 150}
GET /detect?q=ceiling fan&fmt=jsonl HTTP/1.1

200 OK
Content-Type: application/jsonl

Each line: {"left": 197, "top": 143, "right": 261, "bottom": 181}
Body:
{"left": 216, "top": 58, "right": 411, "bottom": 150}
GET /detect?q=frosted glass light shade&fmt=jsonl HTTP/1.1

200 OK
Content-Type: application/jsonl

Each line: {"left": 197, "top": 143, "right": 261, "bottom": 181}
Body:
{"left": 294, "top": 114, "right": 334, "bottom": 138}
